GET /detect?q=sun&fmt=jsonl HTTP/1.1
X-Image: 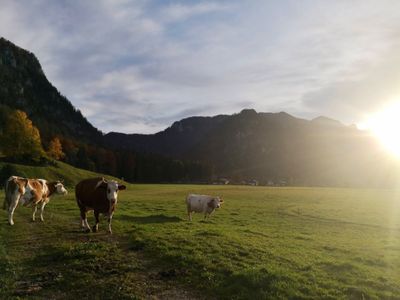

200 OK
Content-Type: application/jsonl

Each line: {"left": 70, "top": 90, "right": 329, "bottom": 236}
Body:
{"left": 358, "top": 102, "right": 400, "bottom": 158}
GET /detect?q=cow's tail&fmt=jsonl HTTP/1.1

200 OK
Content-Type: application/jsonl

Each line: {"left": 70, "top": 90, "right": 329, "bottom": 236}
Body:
{"left": 3, "top": 180, "right": 9, "bottom": 210}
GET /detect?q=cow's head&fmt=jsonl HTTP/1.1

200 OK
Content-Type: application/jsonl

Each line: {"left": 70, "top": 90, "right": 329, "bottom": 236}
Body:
{"left": 208, "top": 196, "right": 224, "bottom": 209}
{"left": 95, "top": 178, "right": 126, "bottom": 205}
{"left": 54, "top": 181, "right": 68, "bottom": 195}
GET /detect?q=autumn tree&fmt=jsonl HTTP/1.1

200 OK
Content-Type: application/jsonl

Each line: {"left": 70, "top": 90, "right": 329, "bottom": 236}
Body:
{"left": 0, "top": 110, "right": 45, "bottom": 161}
{"left": 47, "top": 137, "right": 65, "bottom": 160}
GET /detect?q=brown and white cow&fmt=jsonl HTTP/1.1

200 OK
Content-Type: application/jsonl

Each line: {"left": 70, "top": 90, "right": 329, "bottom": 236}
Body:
{"left": 75, "top": 177, "right": 126, "bottom": 234}
{"left": 3, "top": 176, "right": 68, "bottom": 225}
{"left": 186, "top": 194, "right": 224, "bottom": 221}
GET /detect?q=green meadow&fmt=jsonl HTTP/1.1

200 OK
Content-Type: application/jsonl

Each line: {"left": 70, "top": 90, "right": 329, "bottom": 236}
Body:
{"left": 1, "top": 185, "right": 400, "bottom": 299}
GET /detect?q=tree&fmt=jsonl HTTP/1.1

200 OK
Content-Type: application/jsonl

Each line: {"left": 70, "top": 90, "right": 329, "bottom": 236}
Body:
{"left": 47, "top": 137, "right": 65, "bottom": 160}
{"left": 60, "top": 138, "right": 79, "bottom": 165}
{"left": 1, "top": 110, "right": 45, "bottom": 161}
{"left": 76, "top": 145, "right": 95, "bottom": 171}
{"left": 0, "top": 164, "right": 18, "bottom": 189}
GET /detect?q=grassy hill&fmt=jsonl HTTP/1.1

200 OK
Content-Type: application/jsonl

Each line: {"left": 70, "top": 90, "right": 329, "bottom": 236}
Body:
{"left": 0, "top": 160, "right": 122, "bottom": 187}
{"left": 1, "top": 185, "right": 399, "bottom": 299}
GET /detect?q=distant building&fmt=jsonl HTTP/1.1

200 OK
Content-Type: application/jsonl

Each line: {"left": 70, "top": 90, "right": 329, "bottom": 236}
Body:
{"left": 278, "top": 180, "right": 287, "bottom": 186}
{"left": 218, "top": 178, "right": 230, "bottom": 185}
{"left": 248, "top": 179, "right": 259, "bottom": 186}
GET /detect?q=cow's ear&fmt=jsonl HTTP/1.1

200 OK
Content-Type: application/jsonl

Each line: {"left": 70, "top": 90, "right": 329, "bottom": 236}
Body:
{"left": 219, "top": 197, "right": 224, "bottom": 203}
{"left": 95, "top": 180, "right": 107, "bottom": 189}
{"left": 118, "top": 185, "right": 126, "bottom": 191}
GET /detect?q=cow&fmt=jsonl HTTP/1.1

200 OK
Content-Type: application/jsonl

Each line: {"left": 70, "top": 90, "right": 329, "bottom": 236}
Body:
{"left": 75, "top": 177, "right": 126, "bottom": 234}
{"left": 186, "top": 194, "right": 224, "bottom": 221}
{"left": 22, "top": 178, "right": 68, "bottom": 222}
{"left": 3, "top": 176, "right": 68, "bottom": 225}
{"left": 3, "top": 176, "right": 26, "bottom": 225}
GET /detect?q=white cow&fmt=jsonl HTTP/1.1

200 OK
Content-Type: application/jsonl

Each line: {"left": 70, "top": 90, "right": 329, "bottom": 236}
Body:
{"left": 186, "top": 194, "right": 224, "bottom": 221}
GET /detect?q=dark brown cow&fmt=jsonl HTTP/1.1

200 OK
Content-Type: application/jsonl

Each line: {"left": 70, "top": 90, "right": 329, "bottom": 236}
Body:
{"left": 75, "top": 177, "right": 126, "bottom": 234}
{"left": 3, "top": 176, "right": 68, "bottom": 225}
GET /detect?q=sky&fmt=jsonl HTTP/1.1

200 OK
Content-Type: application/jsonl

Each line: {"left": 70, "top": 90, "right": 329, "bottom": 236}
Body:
{"left": 1, "top": 0, "right": 400, "bottom": 134}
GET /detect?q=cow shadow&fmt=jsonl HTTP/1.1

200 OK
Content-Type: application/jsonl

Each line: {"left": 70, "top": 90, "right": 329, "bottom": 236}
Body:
{"left": 119, "top": 214, "right": 183, "bottom": 224}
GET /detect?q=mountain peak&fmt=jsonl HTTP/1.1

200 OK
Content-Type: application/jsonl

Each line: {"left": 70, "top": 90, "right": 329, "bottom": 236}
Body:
{"left": 311, "top": 116, "right": 343, "bottom": 127}
{"left": 239, "top": 108, "right": 257, "bottom": 115}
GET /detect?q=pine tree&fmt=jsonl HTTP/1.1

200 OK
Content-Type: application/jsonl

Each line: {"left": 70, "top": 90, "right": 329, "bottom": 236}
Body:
{"left": 1, "top": 110, "right": 45, "bottom": 161}
{"left": 47, "top": 137, "right": 65, "bottom": 160}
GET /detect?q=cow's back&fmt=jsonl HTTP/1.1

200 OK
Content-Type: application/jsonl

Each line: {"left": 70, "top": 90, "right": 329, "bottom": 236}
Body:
{"left": 76, "top": 178, "right": 109, "bottom": 212}
{"left": 27, "top": 180, "right": 45, "bottom": 204}
{"left": 187, "top": 194, "right": 211, "bottom": 213}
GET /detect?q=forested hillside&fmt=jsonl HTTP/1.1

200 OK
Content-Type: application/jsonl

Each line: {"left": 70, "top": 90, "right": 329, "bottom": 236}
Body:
{"left": 106, "top": 109, "right": 400, "bottom": 187}
{"left": 0, "top": 38, "right": 211, "bottom": 183}
{"left": 0, "top": 37, "right": 101, "bottom": 144}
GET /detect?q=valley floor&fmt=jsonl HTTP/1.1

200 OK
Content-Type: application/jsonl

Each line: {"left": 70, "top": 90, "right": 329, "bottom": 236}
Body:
{"left": 1, "top": 185, "right": 400, "bottom": 299}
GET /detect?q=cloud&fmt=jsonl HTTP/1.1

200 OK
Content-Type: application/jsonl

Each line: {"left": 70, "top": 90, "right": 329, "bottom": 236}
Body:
{"left": 302, "top": 43, "right": 400, "bottom": 124}
{"left": 160, "top": 2, "right": 231, "bottom": 23}
{"left": 1, "top": 1, "right": 400, "bottom": 133}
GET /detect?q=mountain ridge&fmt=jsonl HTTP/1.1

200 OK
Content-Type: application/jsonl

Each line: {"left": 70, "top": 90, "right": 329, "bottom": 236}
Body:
{"left": 1, "top": 37, "right": 398, "bottom": 187}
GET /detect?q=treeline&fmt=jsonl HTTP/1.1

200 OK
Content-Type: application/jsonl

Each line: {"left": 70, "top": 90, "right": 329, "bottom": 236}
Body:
{"left": 61, "top": 138, "right": 212, "bottom": 183}
{"left": 0, "top": 105, "right": 212, "bottom": 183}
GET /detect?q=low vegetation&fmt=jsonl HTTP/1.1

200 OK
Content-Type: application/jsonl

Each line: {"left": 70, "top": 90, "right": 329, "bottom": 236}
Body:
{"left": 1, "top": 185, "right": 399, "bottom": 299}
{"left": 0, "top": 160, "right": 119, "bottom": 188}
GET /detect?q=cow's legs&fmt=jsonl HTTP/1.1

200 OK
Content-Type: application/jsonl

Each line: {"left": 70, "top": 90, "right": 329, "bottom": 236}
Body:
{"left": 92, "top": 211, "right": 99, "bottom": 232}
{"left": 107, "top": 213, "right": 113, "bottom": 234}
{"left": 186, "top": 203, "right": 192, "bottom": 221}
{"left": 39, "top": 201, "right": 47, "bottom": 222}
{"left": 80, "top": 210, "right": 91, "bottom": 232}
{"left": 32, "top": 204, "right": 38, "bottom": 221}
{"left": 8, "top": 195, "right": 20, "bottom": 226}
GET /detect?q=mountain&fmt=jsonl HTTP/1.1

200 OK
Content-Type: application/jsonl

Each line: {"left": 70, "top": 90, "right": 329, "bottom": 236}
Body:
{"left": 106, "top": 114, "right": 229, "bottom": 156}
{"left": 1, "top": 37, "right": 397, "bottom": 187}
{"left": 0, "top": 37, "right": 102, "bottom": 144}
{"left": 0, "top": 38, "right": 211, "bottom": 183}
{"left": 105, "top": 109, "right": 398, "bottom": 187}
{"left": 311, "top": 116, "right": 343, "bottom": 127}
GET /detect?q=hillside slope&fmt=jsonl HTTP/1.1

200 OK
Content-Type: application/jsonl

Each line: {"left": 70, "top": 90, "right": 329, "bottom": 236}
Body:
{"left": 0, "top": 160, "right": 122, "bottom": 187}
{"left": 0, "top": 37, "right": 101, "bottom": 143}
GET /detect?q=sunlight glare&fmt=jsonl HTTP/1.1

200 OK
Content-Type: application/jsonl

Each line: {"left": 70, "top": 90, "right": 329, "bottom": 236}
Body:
{"left": 358, "top": 102, "right": 400, "bottom": 158}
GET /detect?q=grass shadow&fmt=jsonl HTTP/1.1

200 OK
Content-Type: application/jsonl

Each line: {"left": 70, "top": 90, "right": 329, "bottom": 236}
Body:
{"left": 120, "top": 214, "right": 183, "bottom": 224}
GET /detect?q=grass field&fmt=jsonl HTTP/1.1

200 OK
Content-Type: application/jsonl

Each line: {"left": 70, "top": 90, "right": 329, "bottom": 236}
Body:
{"left": 1, "top": 184, "right": 400, "bottom": 299}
